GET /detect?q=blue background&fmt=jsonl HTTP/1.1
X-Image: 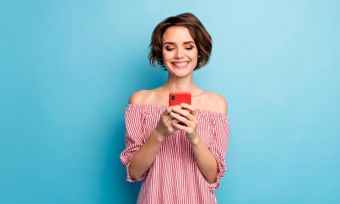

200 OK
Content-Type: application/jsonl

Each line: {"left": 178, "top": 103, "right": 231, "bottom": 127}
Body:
{"left": 1, "top": 0, "right": 339, "bottom": 203}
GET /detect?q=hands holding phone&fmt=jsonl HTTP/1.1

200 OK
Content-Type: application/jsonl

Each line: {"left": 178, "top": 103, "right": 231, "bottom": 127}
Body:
{"left": 154, "top": 92, "right": 199, "bottom": 143}
{"left": 155, "top": 106, "right": 178, "bottom": 138}
{"left": 170, "top": 103, "right": 199, "bottom": 142}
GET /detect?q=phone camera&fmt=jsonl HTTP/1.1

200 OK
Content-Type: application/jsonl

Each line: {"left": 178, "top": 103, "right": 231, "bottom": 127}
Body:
{"left": 171, "top": 95, "right": 175, "bottom": 100}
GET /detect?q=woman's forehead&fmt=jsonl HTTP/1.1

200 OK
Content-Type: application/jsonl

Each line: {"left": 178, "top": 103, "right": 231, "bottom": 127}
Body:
{"left": 162, "top": 26, "right": 194, "bottom": 43}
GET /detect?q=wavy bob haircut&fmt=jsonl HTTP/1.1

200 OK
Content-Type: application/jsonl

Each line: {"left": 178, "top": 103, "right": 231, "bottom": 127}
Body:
{"left": 149, "top": 12, "right": 212, "bottom": 70}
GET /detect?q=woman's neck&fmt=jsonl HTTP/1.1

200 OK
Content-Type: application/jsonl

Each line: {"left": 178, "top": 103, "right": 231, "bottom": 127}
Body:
{"left": 161, "top": 74, "right": 203, "bottom": 97}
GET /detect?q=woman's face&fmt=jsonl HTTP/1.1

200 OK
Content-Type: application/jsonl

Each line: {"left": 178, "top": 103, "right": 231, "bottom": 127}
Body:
{"left": 161, "top": 26, "right": 198, "bottom": 77}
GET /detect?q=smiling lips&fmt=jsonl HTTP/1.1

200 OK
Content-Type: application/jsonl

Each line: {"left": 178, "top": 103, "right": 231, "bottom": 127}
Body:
{"left": 171, "top": 61, "right": 190, "bottom": 69}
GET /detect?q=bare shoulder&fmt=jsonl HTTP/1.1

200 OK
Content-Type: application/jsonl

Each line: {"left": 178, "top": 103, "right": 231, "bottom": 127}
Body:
{"left": 128, "top": 89, "right": 161, "bottom": 105}
{"left": 128, "top": 90, "right": 151, "bottom": 104}
{"left": 205, "top": 91, "right": 228, "bottom": 115}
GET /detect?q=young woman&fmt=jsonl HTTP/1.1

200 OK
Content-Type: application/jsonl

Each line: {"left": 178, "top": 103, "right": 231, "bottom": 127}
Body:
{"left": 120, "top": 12, "right": 230, "bottom": 204}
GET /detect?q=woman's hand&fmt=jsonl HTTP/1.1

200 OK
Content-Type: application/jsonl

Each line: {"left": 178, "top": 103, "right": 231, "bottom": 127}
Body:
{"left": 155, "top": 106, "right": 178, "bottom": 139}
{"left": 169, "top": 103, "right": 199, "bottom": 142}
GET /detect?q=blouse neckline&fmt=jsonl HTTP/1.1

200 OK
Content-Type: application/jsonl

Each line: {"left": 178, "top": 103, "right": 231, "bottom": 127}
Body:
{"left": 127, "top": 103, "right": 228, "bottom": 118}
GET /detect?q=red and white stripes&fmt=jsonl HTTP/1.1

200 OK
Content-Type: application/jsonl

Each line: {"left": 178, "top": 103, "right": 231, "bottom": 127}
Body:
{"left": 120, "top": 104, "right": 230, "bottom": 204}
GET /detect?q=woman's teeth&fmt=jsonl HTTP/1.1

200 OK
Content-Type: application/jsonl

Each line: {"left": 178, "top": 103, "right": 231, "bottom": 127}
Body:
{"left": 172, "top": 61, "right": 189, "bottom": 68}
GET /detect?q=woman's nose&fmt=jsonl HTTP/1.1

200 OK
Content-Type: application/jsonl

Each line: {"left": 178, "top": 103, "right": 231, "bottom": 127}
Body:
{"left": 174, "top": 48, "right": 184, "bottom": 59}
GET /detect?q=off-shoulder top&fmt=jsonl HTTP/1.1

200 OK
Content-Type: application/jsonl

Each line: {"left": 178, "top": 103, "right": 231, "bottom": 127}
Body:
{"left": 120, "top": 104, "right": 230, "bottom": 204}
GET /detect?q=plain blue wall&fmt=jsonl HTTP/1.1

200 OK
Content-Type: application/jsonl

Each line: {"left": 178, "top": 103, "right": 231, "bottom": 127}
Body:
{"left": 1, "top": 0, "right": 339, "bottom": 203}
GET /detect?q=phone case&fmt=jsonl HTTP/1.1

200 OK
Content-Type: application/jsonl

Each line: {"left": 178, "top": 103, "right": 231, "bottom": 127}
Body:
{"left": 169, "top": 92, "right": 191, "bottom": 106}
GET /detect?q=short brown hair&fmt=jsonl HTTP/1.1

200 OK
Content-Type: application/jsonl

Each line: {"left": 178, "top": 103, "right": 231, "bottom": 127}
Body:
{"left": 149, "top": 12, "right": 212, "bottom": 70}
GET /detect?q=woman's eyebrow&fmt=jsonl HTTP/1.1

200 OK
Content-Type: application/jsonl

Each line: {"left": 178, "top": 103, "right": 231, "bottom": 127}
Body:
{"left": 163, "top": 41, "right": 195, "bottom": 46}
{"left": 183, "top": 41, "right": 195, "bottom": 45}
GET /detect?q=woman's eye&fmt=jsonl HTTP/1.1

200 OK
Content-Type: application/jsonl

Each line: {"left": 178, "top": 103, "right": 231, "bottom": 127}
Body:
{"left": 164, "top": 46, "right": 193, "bottom": 51}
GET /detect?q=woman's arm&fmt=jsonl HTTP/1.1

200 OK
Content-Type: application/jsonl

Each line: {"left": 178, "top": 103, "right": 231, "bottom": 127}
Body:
{"left": 171, "top": 95, "right": 228, "bottom": 184}
{"left": 128, "top": 129, "right": 164, "bottom": 180}
{"left": 127, "top": 91, "right": 177, "bottom": 180}
{"left": 190, "top": 135, "right": 219, "bottom": 183}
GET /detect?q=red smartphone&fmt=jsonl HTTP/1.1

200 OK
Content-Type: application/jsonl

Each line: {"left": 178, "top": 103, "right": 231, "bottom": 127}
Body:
{"left": 169, "top": 92, "right": 191, "bottom": 106}
{"left": 169, "top": 92, "right": 191, "bottom": 126}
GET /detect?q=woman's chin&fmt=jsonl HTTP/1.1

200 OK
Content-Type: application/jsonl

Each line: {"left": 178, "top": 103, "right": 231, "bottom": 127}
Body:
{"left": 168, "top": 69, "right": 193, "bottom": 78}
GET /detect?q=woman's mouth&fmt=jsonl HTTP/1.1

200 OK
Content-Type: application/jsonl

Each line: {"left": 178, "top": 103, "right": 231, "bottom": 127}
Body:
{"left": 171, "top": 61, "right": 190, "bottom": 69}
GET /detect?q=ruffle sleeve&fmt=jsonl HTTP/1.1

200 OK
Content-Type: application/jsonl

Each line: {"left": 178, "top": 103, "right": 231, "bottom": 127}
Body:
{"left": 119, "top": 105, "right": 149, "bottom": 182}
{"left": 206, "top": 114, "right": 230, "bottom": 191}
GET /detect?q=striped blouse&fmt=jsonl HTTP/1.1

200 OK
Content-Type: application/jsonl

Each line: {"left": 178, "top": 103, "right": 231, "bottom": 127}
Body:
{"left": 120, "top": 104, "right": 230, "bottom": 204}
